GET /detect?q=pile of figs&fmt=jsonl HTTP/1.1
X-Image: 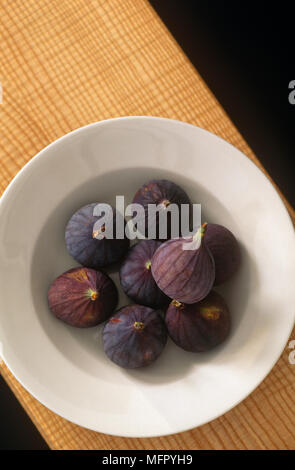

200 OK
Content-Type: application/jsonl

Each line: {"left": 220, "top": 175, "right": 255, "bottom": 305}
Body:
{"left": 48, "top": 179, "right": 241, "bottom": 369}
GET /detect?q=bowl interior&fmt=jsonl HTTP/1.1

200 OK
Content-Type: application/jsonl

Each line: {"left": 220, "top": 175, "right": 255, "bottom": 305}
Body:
{"left": 31, "top": 165, "right": 252, "bottom": 379}
{"left": 0, "top": 117, "right": 294, "bottom": 437}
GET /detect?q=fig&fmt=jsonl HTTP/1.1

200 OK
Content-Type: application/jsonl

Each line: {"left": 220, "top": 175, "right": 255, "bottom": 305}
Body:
{"left": 65, "top": 203, "right": 130, "bottom": 269}
{"left": 204, "top": 223, "right": 241, "bottom": 285}
{"left": 165, "top": 291, "right": 231, "bottom": 352}
{"left": 151, "top": 223, "right": 215, "bottom": 304}
{"left": 132, "top": 179, "right": 191, "bottom": 239}
{"left": 119, "top": 240, "right": 170, "bottom": 309}
{"left": 48, "top": 267, "right": 118, "bottom": 327}
{"left": 102, "top": 305, "right": 167, "bottom": 368}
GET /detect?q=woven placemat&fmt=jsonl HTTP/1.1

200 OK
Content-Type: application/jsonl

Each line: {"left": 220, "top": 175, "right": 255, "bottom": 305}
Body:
{"left": 0, "top": 0, "right": 294, "bottom": 450}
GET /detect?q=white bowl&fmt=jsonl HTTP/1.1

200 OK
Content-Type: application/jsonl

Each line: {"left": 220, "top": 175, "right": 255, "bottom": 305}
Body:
{"left": 0, "top": 117, "right": 294, "bottom": 438}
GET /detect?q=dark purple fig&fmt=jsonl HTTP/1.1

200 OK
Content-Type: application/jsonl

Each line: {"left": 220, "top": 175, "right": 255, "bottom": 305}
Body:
{"left": 166, "top": 291, "right": 231, "bottom": 352}
{"left": 65, "top": 203, "right": 130, "bottom": 269}
{"left": 132, "top": 179, "right": 191, "bottom": 239}
{"left": 48, "top": 267, "right": 118, "bottom": 327}
{"left": 119, "top": 240, "right": 170, "bottom": 309}
{"left": 151, "top": 223, "right": 215, "bottom": 304}
{"left": 102, "top": 305, "right": 167, "bottom": 368}
{"left": 204, "top": 223, "right": 241, "bottom": 285}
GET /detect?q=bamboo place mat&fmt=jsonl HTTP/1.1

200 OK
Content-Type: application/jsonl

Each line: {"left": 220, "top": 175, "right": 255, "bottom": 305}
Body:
{"left": 0, "top": 0, "right": 294, "bottom": 451}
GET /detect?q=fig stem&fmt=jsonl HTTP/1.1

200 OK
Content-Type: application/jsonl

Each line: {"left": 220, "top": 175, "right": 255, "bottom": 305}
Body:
{"left": 87, "top": 289, "right": 99, "bottom": 301}
{"left": 192, "top": 222, "right": 208, "bottom": 245}
{"left": 171, "top": 300, "right": 184, "bottom": 308}
{"left": 145, "top": 260, "right": 152, "bottom": 270}
{"left": 92, "top": 224, "right": 106, "bottom": 239}
{"left": 161, "top": 199, "right": 171, "bottom": 208}
{"left": 134, "top": 321, "right": 145, "bottom": 330}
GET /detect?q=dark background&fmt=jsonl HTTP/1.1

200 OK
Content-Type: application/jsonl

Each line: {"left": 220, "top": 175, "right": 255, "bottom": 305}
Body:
{"left": 150, "top": 1, "right": 295, "bottom": 206}
{"left": 1, "top": 1, "right": 294, "bottom": 450}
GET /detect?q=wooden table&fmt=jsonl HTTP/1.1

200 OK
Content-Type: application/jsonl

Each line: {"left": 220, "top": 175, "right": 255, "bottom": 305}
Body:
{"left": 0, "top": 0, "right": 294, "bottom": 450}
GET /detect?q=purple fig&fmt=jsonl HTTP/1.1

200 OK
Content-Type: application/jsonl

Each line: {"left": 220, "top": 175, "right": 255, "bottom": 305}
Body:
{"left": 166, "top": 291, "right": 231, "bottom": 352}
{"left": 132, "top": 179, "right": 191, "bottom": 239}
{"left": 204, "top": 223, "right": 241, "bottom": 285}
{"left": 65, "top": 203, "right": 130, "bottom": 269}
{"left": 102, "top": 305, "right": 167, "bottom": 368}
{"left": 151, "top": 223, "right": 215, "bottom": 304}
{"left": 48, "top": 267, "right": 118, "bottom": 327}
{"left": 119, "top": 240, "right": 170, "bottom": 309}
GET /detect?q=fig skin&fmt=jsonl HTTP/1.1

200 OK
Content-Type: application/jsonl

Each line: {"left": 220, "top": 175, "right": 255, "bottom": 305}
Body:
{"left": 119, "top": 240, "right": 170, "bottom": 309}
{"left": 204, "top": 223, "right": 241, "bottom": 285}
{"left": 65, "top": 203, "right": 130, "bottom": 269}
{"left": 151, "top": 223, "right": 215, "bottom": 304}
{"left": 48, "top": 267, "right": 118, "bottom": 327}
{"left": 102, "top": 305, "right": 167, "bottom": 368}
{"left": 165, "top": 291, "right": 231, "bottom": 352}
{"left": 132, "top": 179, "right": 191, "bottom": 240}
